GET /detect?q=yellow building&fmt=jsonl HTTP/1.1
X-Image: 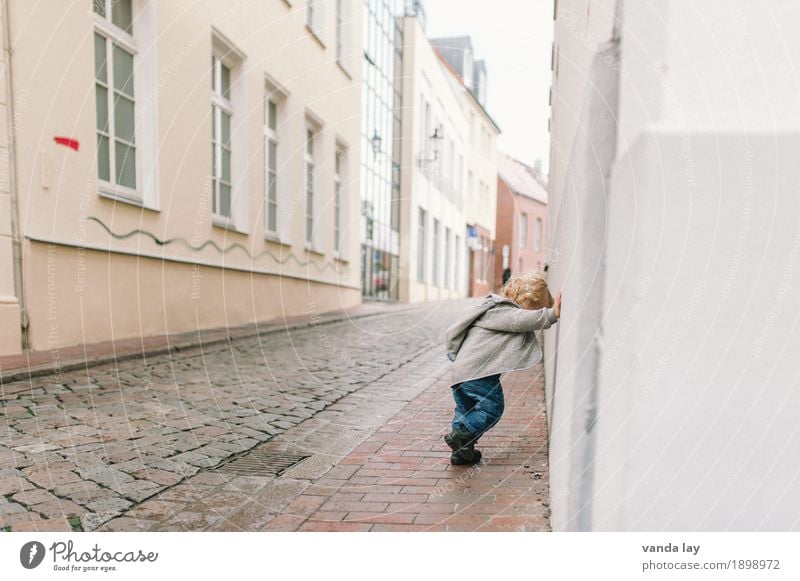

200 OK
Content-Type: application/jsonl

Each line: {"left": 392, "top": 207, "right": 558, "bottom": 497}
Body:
{"left": 0, "top": 0, "right": 363, "bottom": 355}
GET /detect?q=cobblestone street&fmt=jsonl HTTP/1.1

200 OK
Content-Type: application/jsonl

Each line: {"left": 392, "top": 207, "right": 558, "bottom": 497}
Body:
{"left": 1, "top": 300, "right": 550, "bottom": 532}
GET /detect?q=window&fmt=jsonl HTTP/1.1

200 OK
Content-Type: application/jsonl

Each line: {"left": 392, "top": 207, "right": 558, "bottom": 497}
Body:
{"left": 432, "top": 218, "right": 440, "bottom": 286}
{"left": 306, "top": 0, "right": 315, "bottom": 27}
{"left": 454, "top": 234, "right": 461, "bottom": 292}
{"left": 211, "top": 55, "right": 234, "bottom": 219}
{"left": 417, "top": 207, "right": 427, "bottom": 281}
{"left": 336, "top": 0, "right": 347, "bottom": 66}
{"left": 433, "top": 117, "right": 443, "bottom": 190}
{"left": 305, "top": 125, "right": 317, "bottom": 245}
{"left": 444, "top": 227, "right": 451, "bottom": 288}
{"left": 481, "top": 237, "right": 490, "bottom": 281}
{"left": 520, "top": 213, "right": 528, "bottom": 248}
{"left": 455, "top": 152, "right": 463, "bottom": 194}
{"left": 467, "top": 171, "right": 474, "bottom": 199}
{"left": 468, "top": 112, "right": 476, "bottom": 144}
{"left": 447, "top": 138, "right": 454, "bottom": 194}
{"left": 535, "top": 217, "right": 543, "bottom": 252}
{"left": 307, "top": 0, "right": 324, "bottom": 38}
{"left": 264, "top": 97, "right": 279, "bottom": 234}
{"left": 334, "top": 146, "right": 345, "bottom": 254}
{"left": 93, "top": 0, "right": 137, "bottom": 195}
{"left": 421, "top": 98, "right": 431, "bottom": 177}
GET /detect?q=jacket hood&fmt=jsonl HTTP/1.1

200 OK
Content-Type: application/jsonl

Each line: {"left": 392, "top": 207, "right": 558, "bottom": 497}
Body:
{"left": 444, "top": 294, "right": 519, "bottom": 361}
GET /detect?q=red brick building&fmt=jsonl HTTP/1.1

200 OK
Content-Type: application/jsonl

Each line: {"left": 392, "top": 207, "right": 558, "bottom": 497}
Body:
{"left": 495, "top": 153, "right": 548, "bottom": 291}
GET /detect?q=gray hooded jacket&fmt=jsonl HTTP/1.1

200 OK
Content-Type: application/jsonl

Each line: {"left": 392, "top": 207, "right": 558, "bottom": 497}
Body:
{"left": 444, "top": 294, "right": 559, "bottom": 387}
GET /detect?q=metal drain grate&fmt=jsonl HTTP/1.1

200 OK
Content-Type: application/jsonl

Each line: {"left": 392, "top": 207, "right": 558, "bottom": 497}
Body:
{"left": 213, "top": 449, "right": 309, "bottom": 477}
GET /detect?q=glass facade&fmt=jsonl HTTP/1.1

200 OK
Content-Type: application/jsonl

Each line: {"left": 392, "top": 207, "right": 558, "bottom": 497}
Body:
{"left": 360, "top": 0, "right": 406, "bottom": 300}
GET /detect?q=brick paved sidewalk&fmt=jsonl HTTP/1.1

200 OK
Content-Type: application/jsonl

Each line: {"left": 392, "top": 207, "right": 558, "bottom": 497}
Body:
{"left": 0, "top": 300, "right": 470, "bottom": 532}
{"left": 267, "top": 366, "right": 551, "bottom": 532}
{"left": 1, "top": 297, "right": 551, "bottom": 533}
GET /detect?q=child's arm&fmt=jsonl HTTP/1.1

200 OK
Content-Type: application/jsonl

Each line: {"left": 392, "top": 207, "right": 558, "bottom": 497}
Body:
{"left": 474, "top": 303, "right": 559, "bottom": 333}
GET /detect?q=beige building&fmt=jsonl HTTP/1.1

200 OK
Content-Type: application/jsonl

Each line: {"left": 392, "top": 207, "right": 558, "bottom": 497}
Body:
{"left": 0, "top": 0, "right": 363, "bottom": 356}
{"left": 398, "top": 18, "right": 499, "bottom": 303}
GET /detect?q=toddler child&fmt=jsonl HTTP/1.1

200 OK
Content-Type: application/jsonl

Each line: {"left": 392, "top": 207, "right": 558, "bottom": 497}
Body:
{"left": 443, "top": 273, "right": 561, "bottom": 465}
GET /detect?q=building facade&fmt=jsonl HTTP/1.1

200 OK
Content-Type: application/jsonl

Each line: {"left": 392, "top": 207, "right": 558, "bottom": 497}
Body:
{"left": 397, "top": 14, "right": 468, "bottom": 303}
{"left": 494, "top": 152, "right": 548, "bottom": 291}
{"left": 0, "top": 0, "right": 363, "bottom": 355}
{"left": 547, "top": 0, "right": 800, "bottom": 531}
{"left": 432, "top": 36, "right": 500, "bottom": 297}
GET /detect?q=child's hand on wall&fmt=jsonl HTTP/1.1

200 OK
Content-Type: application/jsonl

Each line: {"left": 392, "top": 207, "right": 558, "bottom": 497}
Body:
{"left": 554, "top": 291, "right": 562, "bottom": 318}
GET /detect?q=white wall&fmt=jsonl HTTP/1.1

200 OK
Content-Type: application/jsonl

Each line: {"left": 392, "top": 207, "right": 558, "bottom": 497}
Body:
{"left": 545, "top": 0, "right": 619, "bottom": 532}
{"left": 548, "top": 0, "right": 800, "bottom": 531}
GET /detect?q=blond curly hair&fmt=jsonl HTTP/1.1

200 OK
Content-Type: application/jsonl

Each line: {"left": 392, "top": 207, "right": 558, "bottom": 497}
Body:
{"left": 501, "top": 272, "right": 554, "bottom": 311}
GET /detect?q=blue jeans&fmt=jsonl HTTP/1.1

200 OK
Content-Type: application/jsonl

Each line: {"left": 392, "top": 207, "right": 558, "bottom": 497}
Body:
{"left": 451, "top": 374, "right": 505, "bottom": 439}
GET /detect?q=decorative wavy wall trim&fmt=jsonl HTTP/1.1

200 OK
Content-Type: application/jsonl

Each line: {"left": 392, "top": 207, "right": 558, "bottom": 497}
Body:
{"left": 87, "top": 216, "right": 349, "bottom": 274}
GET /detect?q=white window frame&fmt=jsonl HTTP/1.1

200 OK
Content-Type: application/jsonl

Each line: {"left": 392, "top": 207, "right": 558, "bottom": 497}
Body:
{"left": 263, "top": 75, "right": 289, "bottom": 241}
{"left": 93, "top": 0, "right": 158, "bottom": 209}
{"left": 421, "top": 98, "right": 431, "bottom": 176}
{"left": 304, "top": 115, "right": 323, "bottom": 250}
{"left": 211, "top": 55, "right": 234, "bottom": 221}
{"left": 335, "top": 0, "right": 347, "bottom": 68}
{"left": 264, "top": 96, "right": 279, "bottom": 236}
{"left": 211, "top": 31, "right": 247, "bottom": 233}
{"left": 432, "top": 218, "right": 440, "bottom": 286}
{"left": 455, "top": 234, "right": 461, "bottom": 293}
{"left": 455, "top": 148, "right": 464, "bottom": 195}
{"left": 333, "top": 143, "right": 347, "bottom": 258}
{"left": 417, "top": 207, "right": 427, "bottom": 282}
{"left": 446, "top": 137, "right": 454, "bottom": 194}
{"left": 306, "top": 0, "right": 325, "bottom": 41}
{"left": 305, "top": 126, "right": 316, "bottom": 246}
{"left": 444, "top": 227, "right": 451, "bottom": 289}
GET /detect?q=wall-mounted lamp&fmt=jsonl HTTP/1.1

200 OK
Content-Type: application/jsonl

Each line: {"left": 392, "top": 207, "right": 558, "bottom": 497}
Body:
{"left": 420, "top": 125, "right": 444, "bottom": 166}
{"left": 370, "top": 130, "right": 382, "bottom": 157}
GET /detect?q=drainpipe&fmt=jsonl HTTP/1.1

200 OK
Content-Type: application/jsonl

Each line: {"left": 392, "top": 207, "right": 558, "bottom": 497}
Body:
{"left": 3, "top": 0, "right": 28, "bottom": 350}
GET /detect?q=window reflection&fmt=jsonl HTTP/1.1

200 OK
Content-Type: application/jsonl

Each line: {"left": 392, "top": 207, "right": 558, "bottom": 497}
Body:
{"left": 361, "top": 0, "right": 404, "bottom": 300}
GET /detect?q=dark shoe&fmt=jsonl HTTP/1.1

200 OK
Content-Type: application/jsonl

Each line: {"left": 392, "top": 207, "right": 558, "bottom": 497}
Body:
{"left": 450, "top": 447, "right": 482, "bottom": 465}
{"left": 445, "top": 427, "right": 481, "bottom": 465}
{"left": 444, "top": 426, "right": 477, "bottom": 451}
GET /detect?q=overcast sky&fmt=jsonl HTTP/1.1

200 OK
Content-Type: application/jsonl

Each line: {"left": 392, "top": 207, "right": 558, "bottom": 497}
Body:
{"left": 425, "top": 0, "right": 553, "bottom": 170}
